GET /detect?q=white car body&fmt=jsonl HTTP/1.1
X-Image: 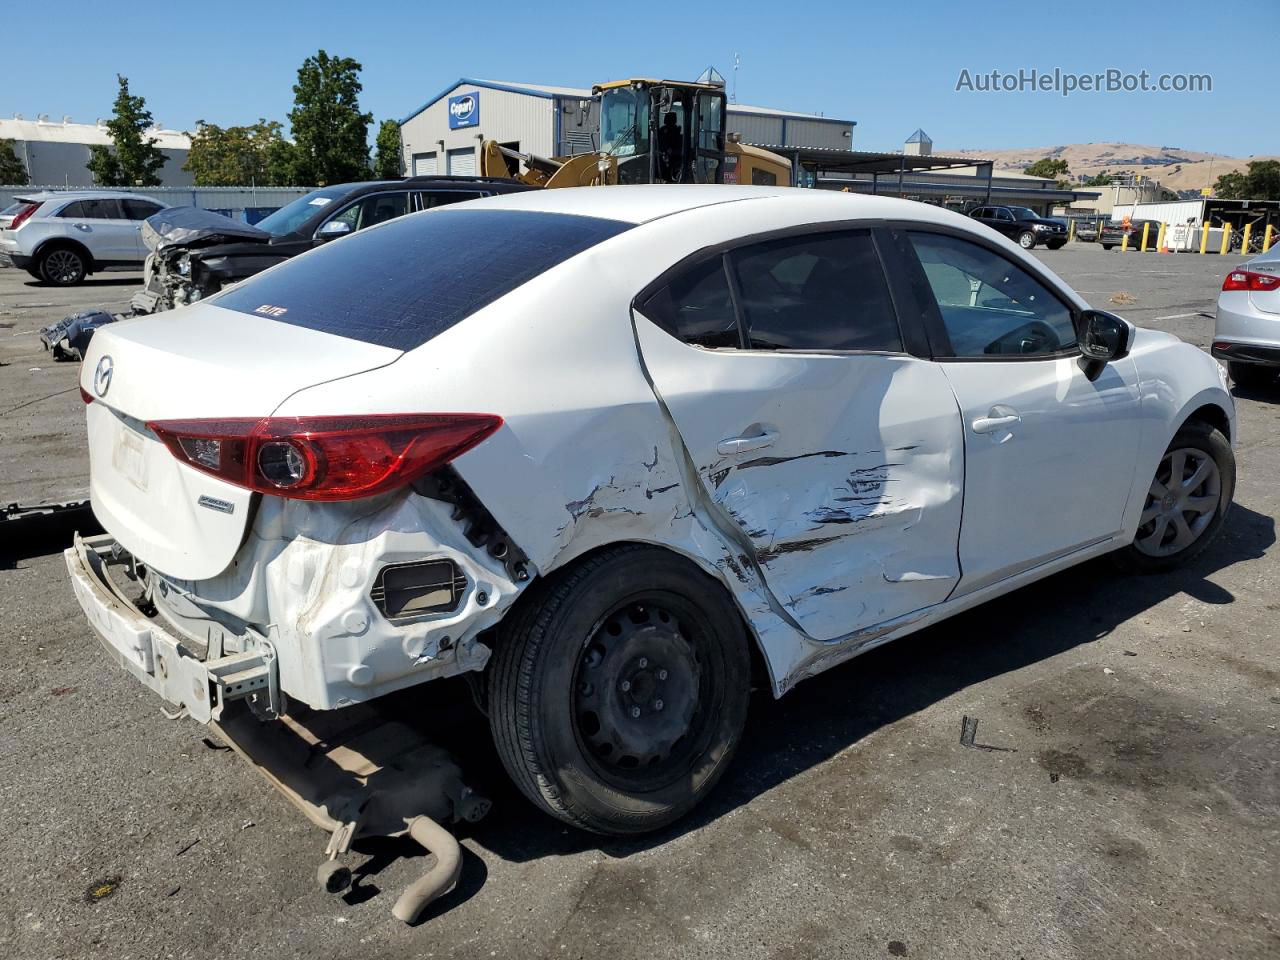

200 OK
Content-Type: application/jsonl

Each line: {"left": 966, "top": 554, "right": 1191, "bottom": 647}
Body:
{"left": 67, "top": 185, "right": 1235, "bottom": 796}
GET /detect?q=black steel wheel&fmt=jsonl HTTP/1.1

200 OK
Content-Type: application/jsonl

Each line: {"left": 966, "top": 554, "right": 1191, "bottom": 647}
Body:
{"left": 489, "top": 545, "right": 750, "bottom": 835}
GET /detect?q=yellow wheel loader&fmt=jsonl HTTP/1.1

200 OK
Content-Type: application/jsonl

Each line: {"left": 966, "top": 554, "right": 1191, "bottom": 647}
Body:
{"left": 479, "top": 78, "right": 791, "bottom": 189}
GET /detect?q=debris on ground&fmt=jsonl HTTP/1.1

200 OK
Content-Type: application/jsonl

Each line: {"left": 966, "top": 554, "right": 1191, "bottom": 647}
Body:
{"left": 84, "top": 877, "right": 121, "bottom": 903}
{"left": 959, "top": 716, "right": 1016, "bottom": 753}
{"left": 1110, "top": 291, "right": 1138, "bottom": 305}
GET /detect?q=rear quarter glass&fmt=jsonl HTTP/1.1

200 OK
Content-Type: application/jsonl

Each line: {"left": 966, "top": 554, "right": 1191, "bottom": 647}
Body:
{"left": 212, "top": 208, "right": 632, "bottom": 351}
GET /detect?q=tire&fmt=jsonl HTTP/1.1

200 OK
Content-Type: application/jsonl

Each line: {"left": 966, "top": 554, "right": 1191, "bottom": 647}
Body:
{"left": 38, "top": 245, "right": 87, "bottom": 285}
{"left": 1228, "top": 361, "right": 1275, "bottom": 389}
{"left": 489, "top": 544, "right": 751, "bottom": 835}
{"left": 1101, "top": 244, "right": 1115, "bottom": 250}
{"left": 1047, "top": 241, "right": 1066, "bottom": 250}
{"left": 1114, "top": 421, "right": 1234, "bottom": 573}
{"left": 1018, "top": 231, "right": 1037, "bottom": 250}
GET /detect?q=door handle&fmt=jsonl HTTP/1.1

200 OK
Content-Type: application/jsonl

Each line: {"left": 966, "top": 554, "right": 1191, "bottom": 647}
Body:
{"left": 717, "top": 430, "right": 778, "bottom": 455}
{"left": 971, "top": 411, "right": 1021, "bottom": 435}
{"left": 74, "top": 223, "right": 91, "bottom": 231}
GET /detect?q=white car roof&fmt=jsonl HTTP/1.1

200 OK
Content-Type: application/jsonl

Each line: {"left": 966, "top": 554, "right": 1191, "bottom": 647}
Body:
{"left": 467, "top": 183, "right": 974, "bottom": 230}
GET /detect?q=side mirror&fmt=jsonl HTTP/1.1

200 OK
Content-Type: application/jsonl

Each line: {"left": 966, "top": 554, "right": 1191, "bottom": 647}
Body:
{"left": 1077, "top": 309, "right": 1132, "bottom": 380}
{"left": 317, "top": 220, "right": 352, "bottom": 241}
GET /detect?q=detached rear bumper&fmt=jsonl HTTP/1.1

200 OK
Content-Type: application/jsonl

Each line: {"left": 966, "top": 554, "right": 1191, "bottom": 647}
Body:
{"left": 65, "top": 533, "right": 276, "bottom": 723}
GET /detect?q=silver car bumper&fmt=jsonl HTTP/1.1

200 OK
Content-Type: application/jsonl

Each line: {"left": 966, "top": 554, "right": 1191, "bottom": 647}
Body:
{"left": 1215, "top": 294, "right": 1280, "bottom": 366}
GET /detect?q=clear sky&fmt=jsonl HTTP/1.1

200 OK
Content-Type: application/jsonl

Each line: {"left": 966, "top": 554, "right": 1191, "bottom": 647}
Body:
{"left": 7, "top": 0, "right": 1272, "bottom": 158}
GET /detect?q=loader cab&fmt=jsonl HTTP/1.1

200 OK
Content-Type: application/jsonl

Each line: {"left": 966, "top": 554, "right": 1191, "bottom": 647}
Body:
{"left": 595, "top": 80, "right": 726, "bottom": 185}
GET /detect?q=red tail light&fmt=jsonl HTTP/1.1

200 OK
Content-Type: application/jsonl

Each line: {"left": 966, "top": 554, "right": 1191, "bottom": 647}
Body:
{"left": 147, "top": 414, "right": 502, "bottom": 501}
{"left": 7, "top": 202, "right": 39, "bottom": 231}
{"left": 1223, "top": 269, "right": 1280, "bottom": 292}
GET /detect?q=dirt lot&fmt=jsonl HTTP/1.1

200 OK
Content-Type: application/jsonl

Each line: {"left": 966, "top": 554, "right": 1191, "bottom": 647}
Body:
{"left": 1, "top": 247, "right": 1277, "bottom": 960}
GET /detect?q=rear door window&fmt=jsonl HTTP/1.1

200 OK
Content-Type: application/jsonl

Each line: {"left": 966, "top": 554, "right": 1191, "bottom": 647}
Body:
{"left": 58, "top": 201, "right": 85, "bottom": 218}
{"left": 417, "top": 190, "right": 484, "bottom": 210}
{"left": 214, "top": 208, "right": 631, "bottom": 351}
{"left": 729, "top": 230, "right": 903, "bottom": 352}
{"left": 122, "top": 199, "right": 164, "bottom": 220}
{"left": 81, "top": 199, "right": 124, "bottom": 219}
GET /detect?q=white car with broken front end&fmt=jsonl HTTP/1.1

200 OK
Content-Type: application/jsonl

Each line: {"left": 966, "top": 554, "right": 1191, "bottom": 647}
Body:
{"left": 68, "top": 186, "right": 1235, "bottom": 874}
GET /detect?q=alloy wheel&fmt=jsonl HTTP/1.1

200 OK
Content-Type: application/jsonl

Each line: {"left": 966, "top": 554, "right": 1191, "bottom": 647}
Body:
{"left": 44, "top": 250, "right": 83, "bottom": 284}
{"left": 1134, "top": 447, "right": 1221, "bottom": 557}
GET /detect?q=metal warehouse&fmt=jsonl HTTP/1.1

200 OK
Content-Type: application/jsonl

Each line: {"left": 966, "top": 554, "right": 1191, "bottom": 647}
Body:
{"left": 398, "top": 77, "right": 856, "bottom": 176}
{"left": 0, "top": 115, "right": 193, "bottom": 187}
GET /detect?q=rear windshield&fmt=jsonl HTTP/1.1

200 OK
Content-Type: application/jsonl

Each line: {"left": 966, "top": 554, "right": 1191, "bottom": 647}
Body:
{"left": 213, "top": 208, "right": 631, "bottom": 351}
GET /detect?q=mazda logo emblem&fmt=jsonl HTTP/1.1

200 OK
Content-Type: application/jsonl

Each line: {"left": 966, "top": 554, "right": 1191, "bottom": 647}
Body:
{"left": 94, "top": 355, "right": 114, "bottom": 398}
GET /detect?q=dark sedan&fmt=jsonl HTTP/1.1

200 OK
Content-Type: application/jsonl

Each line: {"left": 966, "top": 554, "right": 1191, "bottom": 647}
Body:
{"left": 1100, "top": 219, "right": 1162, "bottom": 250}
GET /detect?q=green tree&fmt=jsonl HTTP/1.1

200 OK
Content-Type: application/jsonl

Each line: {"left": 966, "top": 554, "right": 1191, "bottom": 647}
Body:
{"left": 1023, "top": 156, "right": 1070, "bottom": 181}
{"left": 86, "top": 75, "right": 167, "bottom": 186}
{"left": 1213, "top": 171, "right": 1247, "bottom": 199}
{"left": 0, "top": 139, "right": 29, "bottom": 185}
{"left": 185, "top": 119, "right": 296, "bottom": 186}
{"left": 1214, "top": 160, "right": 1280, "bottom": 201}
{"left": 1083, "top": 170, "right": 1115, "bottom": 186}
{"left": 288, "top": 50, "right": 373, "bottom": 185}
{"left": 373, "top": 119, "right": 402, "bottom": 179}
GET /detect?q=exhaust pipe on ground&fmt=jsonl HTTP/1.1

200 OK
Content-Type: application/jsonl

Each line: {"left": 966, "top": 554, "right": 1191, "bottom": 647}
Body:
{"left": 391, "top": 814, "right": 464, "bottom": 924}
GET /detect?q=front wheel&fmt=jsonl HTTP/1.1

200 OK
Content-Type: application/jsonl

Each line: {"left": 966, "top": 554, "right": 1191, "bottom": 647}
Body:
{"left": 1101, "top": 244, "right": 1115, "bottom": 250}
{"left": 1114, "top": 422, "right": 1234, "bottom": 572}
{"left": 489, "top": 545, "right": 751, "bottom": 835}
{"left": 1047, "top": 241, "right": 1066, "bottom": 250}
{"left": 1018, "top": 230, "right": 1037, "bottom": 249}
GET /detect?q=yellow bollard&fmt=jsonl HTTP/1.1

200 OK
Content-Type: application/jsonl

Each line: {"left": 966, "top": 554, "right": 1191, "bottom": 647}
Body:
{"left": 1220, "top": 225, "right": 1231, "bottom": 256}
{"left": 1200, "top": 222, "right": 1211, "bottom": 254}
{"left": 1157, "top": 222, "right": 1168, "bottom": 252}
{"left": 1140, "top": 222, "right": 1151, "bottom": 252}
{"left": 1068, "top": 219, "right": 1076, "bottom": 242}
{"left": 1241, "top": 223, "right": 1252, "bottom": 255}
{"left": 1266, "top": 225, "right": 1276, "bottom": 253}
{"left": 1122, "top": 230, "right": 1130, "bottom": 252}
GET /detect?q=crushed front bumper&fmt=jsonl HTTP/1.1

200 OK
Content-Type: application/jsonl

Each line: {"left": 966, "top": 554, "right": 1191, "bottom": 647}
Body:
{"left": 65, "top": 533, "right": 277, "bottom": 723}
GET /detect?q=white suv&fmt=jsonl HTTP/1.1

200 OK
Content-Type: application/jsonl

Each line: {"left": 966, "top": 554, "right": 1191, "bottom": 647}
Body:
{"left": 0, "top": 191, "right": 167, "bottom": 285}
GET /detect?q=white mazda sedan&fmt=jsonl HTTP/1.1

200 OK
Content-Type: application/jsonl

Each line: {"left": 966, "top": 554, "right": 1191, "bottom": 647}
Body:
{"left": 69, "top": 186, "right": 1236, "bottom": 837}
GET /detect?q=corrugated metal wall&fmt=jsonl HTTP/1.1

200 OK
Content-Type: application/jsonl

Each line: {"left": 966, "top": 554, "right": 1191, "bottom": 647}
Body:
{"left": 782, "top": 119, "right": 852, "bottom": 150}
{"left": 726, "top": 113, "right": 784, "bottom": 146}
{"left": 401, "top": 84, "right": 555, "bottom": 173}
{"left": 4, "top": 140, "right": 193, "bottom": 188}
{"left": 1111, "top": 199, "right": 1205, "bottom": 225}
{"left": 0, "top": 185, "right": 309, "bottom": 219}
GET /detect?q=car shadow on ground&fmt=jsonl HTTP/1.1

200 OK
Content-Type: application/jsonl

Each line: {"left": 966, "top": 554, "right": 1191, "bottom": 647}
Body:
{"left": 1231, "top": 379, "right": 1280, "bottom": 404}
{"left": 21, "top": 276, "right": 140, "bottom": 289}
{"left": 416, "top": 503, "right": 1274, "bottom": 875}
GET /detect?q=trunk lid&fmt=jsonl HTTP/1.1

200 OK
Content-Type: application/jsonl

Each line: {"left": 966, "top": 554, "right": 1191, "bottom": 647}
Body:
{"left": 80, "top": 303, "right": 401, "bottom": 581}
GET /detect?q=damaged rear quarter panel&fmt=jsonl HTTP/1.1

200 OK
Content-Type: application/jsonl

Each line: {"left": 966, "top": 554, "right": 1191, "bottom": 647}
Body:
{"left": 272, "top": 219, "right": 823, "bottom": 695}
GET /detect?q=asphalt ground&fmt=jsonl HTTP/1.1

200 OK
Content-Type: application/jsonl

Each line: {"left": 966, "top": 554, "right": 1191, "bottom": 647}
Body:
{"left": 0, "top": 245, "right": 1277, "bottom": 960}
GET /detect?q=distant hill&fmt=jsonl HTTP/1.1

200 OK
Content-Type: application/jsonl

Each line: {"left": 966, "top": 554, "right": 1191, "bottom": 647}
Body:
{"left": 942, "top": 142, "right": 1277, "bottom": 194}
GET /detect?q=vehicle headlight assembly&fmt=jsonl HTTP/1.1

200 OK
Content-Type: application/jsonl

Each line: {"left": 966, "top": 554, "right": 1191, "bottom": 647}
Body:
{"left": 176, "top": 255, "right": 191, "bottom": 277}
{"left": 1033, "top": 223, "right": 1051, "bottom": 231}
